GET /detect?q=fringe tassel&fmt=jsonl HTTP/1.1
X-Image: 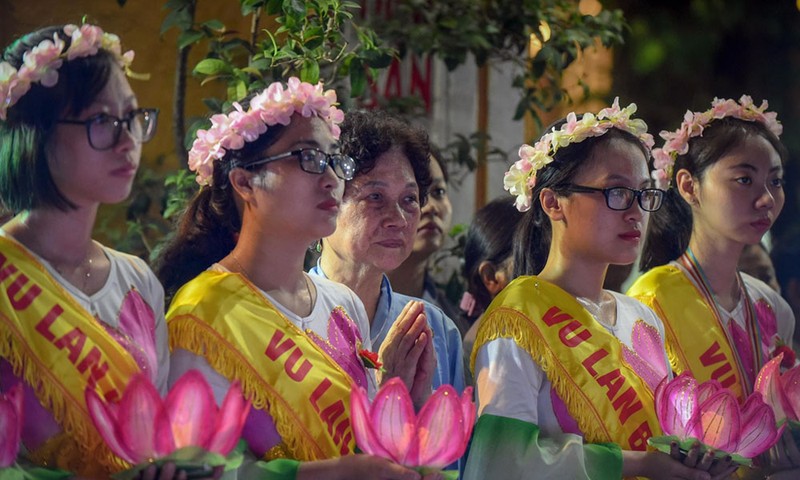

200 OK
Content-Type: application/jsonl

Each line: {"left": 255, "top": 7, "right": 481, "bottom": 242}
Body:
{"left": 0, "top": 321, "right": 130, "bottom": 476}
{"left": 471, "top": 308, "right": 611, "bottom": 444}
{"left": 169, "top": 315, "right": 325, "bottom": 462}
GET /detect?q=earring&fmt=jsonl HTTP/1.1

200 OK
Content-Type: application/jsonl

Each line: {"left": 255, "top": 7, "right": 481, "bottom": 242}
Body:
{"left": 309, "top": 240, "right": 322, "bottom": 253}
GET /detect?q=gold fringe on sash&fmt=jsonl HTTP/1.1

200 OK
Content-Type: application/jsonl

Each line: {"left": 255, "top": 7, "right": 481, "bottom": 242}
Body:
{"left": 471, "top": 307, "right": 610, "bottom": 445}
{"left": 0, "top": 320, "right": 129, "bottom": 476}
{"left": 169, "top": 316, "right": 324, "bottom": 462}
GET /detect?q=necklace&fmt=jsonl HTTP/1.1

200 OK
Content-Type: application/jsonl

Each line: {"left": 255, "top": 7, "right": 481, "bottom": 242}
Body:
{"left": 681, "top": 248, "right": 762, "bottom": 390}
{"left": 230, "top": 252, "right": 314, "bottom": 315}
{"left": 576, "top": 292, "right": 616, "bottom": 327}
{"left": 51, "top": 246, "right": 96, "bottom": 292}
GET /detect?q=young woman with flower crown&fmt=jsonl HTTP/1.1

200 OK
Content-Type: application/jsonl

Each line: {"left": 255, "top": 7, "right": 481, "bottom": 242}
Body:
{"left": 0, "top": 24, "right": 173, "bottom": 478}
{"left": 464, "top": 99, "right": 736, "bottom": 480}
{"left": 628, "top": 96, "right": 796, "bottom": 476}
{"left": 154, "top": 78, "right": 439, "bottom": 480}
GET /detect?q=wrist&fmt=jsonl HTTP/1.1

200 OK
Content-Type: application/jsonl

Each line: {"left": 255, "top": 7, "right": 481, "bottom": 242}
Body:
{"left": 621, "top": 450, "right": 649, "bottom": 477}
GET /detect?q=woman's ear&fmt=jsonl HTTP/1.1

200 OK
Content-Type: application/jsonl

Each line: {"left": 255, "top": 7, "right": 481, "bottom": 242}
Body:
{"left": 675, "top": 168, "right": 697, "bottom": 205}
{"left": 228, "top": 168, "right": 256, "bottom": 202}
{"left": 478, "top": 261, "right": 505, "bottom": 297}
{"left": 539, "top": 188, "right": 565, "bottom": 221}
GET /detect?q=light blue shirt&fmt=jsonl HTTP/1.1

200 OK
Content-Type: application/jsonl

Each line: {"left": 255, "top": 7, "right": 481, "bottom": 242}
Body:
{"left": 309, "top": 263, "right": 466, "bottom": 394}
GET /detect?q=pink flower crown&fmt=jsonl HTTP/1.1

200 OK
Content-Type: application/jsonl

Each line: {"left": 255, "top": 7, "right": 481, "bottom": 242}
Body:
{"left": 504, "top": 97, "right": 654, "bottom": 212}
{"left": 0, "top": 23, "right": 135, "bottom": 121}
{"left": 188, "top": 77, "right": 345, "bottom": 186}
{"left": 651, "top": 95, "right": 783, "bottom": 189}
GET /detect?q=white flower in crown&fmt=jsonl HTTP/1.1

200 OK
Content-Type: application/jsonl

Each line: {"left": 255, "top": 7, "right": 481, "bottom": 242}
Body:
{"left": 651, "top": 95, "right": 783, "bottom": 189}
{"left": 0, "top": 23, "right": 135, "bottom": 121}
{"left": 187, "top": 77, "right": 345, "bottom": 186}
{"left": 505, "top": 97, "right": 654, "bottom": 212}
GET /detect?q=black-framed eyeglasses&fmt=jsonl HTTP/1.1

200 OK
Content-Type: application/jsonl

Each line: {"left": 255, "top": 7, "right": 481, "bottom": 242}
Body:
{"left": 58, "top": 108, "right": 159, "bottom": 151}
{"left": 564, "top": 184, "right": 665, "bottom": 212}
{"left": 246, "top": 148, "right": 357, "bottom": 181}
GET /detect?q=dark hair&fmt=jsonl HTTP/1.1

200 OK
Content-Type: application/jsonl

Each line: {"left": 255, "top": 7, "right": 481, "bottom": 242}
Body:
{"left": 0, "top": 26, "right": 118, "bottom": 212}
{"left": 429, "top": 143, "right": 449, "bottom": 183}
{"left": 513, "top": 121, "right": 650, "bottom": 277}
{"left": 640, "top": 117, "right": 788, "bottom": 272}
{"left": 152, "top": 101, "right": 288, "bottom": 301}
{"left": 463, "top": 196, "right": 523, "bottom": 317}
{"left": 339, "top": 110, "right": 432, "bottom": 204}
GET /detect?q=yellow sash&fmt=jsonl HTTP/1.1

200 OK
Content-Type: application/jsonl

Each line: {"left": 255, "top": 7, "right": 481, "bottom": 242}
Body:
{"left": 472, "top": 276, "right": 661, "bottom": 450}
{"left": 627, "top": 265, "right": 748, "bottom": 400}
{"left": 0, "top": 236, "right": 139, "bottom": 475}
{"left": 167, "top": 270, "right": 357, "bottom": 461}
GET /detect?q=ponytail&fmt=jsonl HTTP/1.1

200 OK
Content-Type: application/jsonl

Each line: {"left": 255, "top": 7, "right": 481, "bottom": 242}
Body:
{"left": 639, "top": 187, "right": 691, "bottom": 272}
{"left": 152, "top": 175, "right": 241, "bottom": 302}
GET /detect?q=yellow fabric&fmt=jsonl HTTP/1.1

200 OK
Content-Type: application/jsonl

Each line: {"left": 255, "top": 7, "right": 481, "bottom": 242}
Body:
{"left": 628, "top": 266, "right": 747, "bottom": 400}
{"left": 472, "top": 276, "right": 661, "bottom": 451}
{"left": 167, "top": 270, "right": 357, "bottom": 462}
{"left": 0, "top": 236, "right": 138, "bottom": 475}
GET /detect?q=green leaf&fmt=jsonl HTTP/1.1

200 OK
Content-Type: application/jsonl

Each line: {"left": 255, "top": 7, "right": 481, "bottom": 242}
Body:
{"left": 300, "top": 59, "right": 320, "bottom": 84}
{"left": 349, "top": 58, "right": 366, "bottom": 96}
{"left": 647, "top": 435, "right": 752, "bottom": 467}
{"left": 177, "top": 30, "right": 205, "bottom": 49}
{"left": 202, "top": 19, "right": 225, "bottom": 31}
{"left": 193, "top": 59, "right": 231, "bottom": 76}
{"left": 235, "top": 79, "right": 248, "bottom": 100}
{"left": 160, "top": 7, "right": 193, "bottom": 35}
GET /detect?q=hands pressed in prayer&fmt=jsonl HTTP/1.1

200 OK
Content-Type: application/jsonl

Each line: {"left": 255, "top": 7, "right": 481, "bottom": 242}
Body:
{"left": 378, "top": 300, "right": 436, "bottom": 409}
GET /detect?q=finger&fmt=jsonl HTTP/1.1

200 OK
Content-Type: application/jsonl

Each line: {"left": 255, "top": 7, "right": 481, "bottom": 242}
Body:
{"left": 696, "top": 450, "right": 715, "bottom": 471}
{"left": 683, "top": 443, "right": 701, "bottom": 467}
{"left": 159, "top": 462, "right": 177, "bottom": 480}
{"left": 140, "top": 465, "right": 157, "bottom": 480}
{"left": 397, "top": 313, "right": 428, "bottom": 358}
{"left": 406, "top": 330, "right": 429, "bottom": 367}
{"left": 379, "top": 458, "right": 421, "bottom": 480}
{"left": 669, "top": 441, "right": 682, "bottom": 460}
{"left": 211, "top": 465, "right": 225, "bottom": 480}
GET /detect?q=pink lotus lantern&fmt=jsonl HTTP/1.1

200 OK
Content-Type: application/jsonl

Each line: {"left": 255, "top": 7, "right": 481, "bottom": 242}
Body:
{"left": 755, "top": 353, "right": 800, "bottom": 425}
{"left": 0, "top": 384, "right": 23, "bottom": 468}
{"left": 86, "top": 370, "right": 250, "bottom": 478}
{"left": 350, "top": 378, "right": 475, "bottom": 475}
{"left": 649, "top": 372, "right": 784, "bottom": 465}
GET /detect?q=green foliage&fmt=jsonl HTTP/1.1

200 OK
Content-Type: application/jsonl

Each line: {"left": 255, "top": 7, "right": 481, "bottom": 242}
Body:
{"left": 371, "top": 0, "right": 626, "bottom": 128}
{"left": 162, "top": 0, "right": 395, "bottom": 111}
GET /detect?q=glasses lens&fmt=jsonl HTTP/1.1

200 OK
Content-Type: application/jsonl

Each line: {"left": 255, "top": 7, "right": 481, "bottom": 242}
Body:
{"left": 640, "top": 189, "right": 664, "bottom": 211}
{"left": 298, "top": 149, "right": 327, "bottom": 174}
{"left": 332, "top": 154, "right": 356, "bottom": 180}
{"left": 606, "top": 187, "right": 634, "bottom": 210}
{"left": 87, "top": 115, "right": 119, "bottom": 150}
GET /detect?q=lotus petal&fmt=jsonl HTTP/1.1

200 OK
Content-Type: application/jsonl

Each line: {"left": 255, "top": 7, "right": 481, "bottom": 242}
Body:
{"left": 350, "top": 384, "right": 395, "bottom": 460}
{"left": 693, "top": 390, "right": 740, "bottom": 452}
{"left": 656, "top": 373, "right": 698, "bottom": 437}
{"left": 696, "top": 378, "right": 723, "bottom": 404}
{"left": 86, "top": 388, "right": 137, "bottom": 464}
{"left": 206, "top": 381, "right": 251, "bottom": 455}
{"left": 412, "top": 385, "right": 464, "bottom": 468}
{"left": 781, "top": 365, "right": 800, "bottom": 421}
{"left": 0, "top": 385, "right": 22, "bottom": 468}
{"left": 461, "top": 387, "right": 476, "bottom": 440}
{"left": 755, "top": 355, "right": 794, "bottom": 423}
{"left": 736, "top": 393, "right": 783, "bottom": 458}
{"left": 370, "top": 378, "right": 416, "bottom": 463}
{"left": 163, "top": 370, "right": 215, "bottom": 449}
{"left": 117, "top": 374, "right": 162, "bottom": 462}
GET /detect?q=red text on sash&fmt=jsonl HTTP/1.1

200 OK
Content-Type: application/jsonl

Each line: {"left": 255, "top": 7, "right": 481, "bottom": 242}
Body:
{"left": 0, "top": 252, "right": 120, "bottom": 402}
{"left": 699, "top": 341, "right": 737, "bottom": 389}
{"left": 542, "top": 306, "right": 652, "bottom": 450}
{"left": 265, "top": 330, "right": 353, "bottom": 455}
